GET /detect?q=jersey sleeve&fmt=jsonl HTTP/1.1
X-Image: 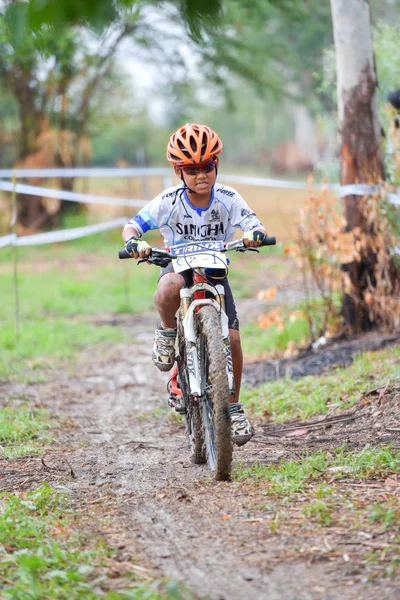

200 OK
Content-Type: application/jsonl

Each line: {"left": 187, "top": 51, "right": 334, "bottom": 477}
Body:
{"left": 125, "top": 194, "right": 164, "bottom": 237}
{"left": 230, "top": 192, "right": 264, "bottom": 232}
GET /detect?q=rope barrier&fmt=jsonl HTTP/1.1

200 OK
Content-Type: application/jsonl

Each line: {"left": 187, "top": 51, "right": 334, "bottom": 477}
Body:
{"left": 0, "top": 179, "right": 147, "bottom": 207}
{"left": 0, "top": 234, "right": 17, "bottom": 249}
{"left": 0, "top": 218, "right": 126, "bottom": 248}
{"left": 0, "top": 167, "right": 171, "bottom": 178}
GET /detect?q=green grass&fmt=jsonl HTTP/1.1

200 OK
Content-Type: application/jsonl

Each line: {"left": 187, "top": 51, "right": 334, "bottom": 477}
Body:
{"left": 233, "top": 445, "right": 400, "bottom": 495}
{"left": 241, "top": 311, "right": 310, "bottom": 356}
{"left": 367, "top": 499, "right": 400, "bottom": 530}
{"left": 241, "top": 289, "right": 343, "bottom": 358}
{"left": 302, "top": 501, "right": 333, "bottom": 526}
{"left": 0, "top": 228, "right": 161, "bottom": 381}
{"left": 0, "top": 483, "right": 192, "bottom": 600}
{"left": 0, "top": 406, "right": 53, "bottom": 458}
{"left": 242, "top": 346, "right": 400, "bottom": 422}
{"left": 0, "top": 258, "right": 158, "bottom": 320}
{"left": 0, "top": 319, "right": 124, "bottom": 381}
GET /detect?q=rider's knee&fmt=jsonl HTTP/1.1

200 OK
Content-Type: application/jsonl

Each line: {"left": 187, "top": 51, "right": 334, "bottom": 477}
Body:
{"left": 154, "top": 273, "right": 184, "bottom": 306}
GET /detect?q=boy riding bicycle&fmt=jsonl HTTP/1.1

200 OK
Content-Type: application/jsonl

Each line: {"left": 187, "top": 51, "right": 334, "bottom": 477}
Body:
{"left": 122, "top": 123, "right": 267, "bottom": 446}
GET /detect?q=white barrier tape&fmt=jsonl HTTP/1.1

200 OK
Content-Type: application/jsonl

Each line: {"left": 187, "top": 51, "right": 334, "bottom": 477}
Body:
{"left": 13, "top": 218, "right": 127, "bottom": 247}
{"left": 0, "top": 167, "right": 170, "bottom": 178}
{"left": 0, "top": 180, "right": 147, "bottom": 208}
{"left": 340, "top": 184, "right": 400, "bottom": 205}
{"left": 0, "top": 167, "right": 313, "bottom": 190}
{"left": 388, "top": 193, "right": 400, "bottom": 207}
{"left": 218, "top": 174, "right": 310, "bottom": 190}
{"left": 340, "top": 184, "right": 379, "bottom": 197}
{"left": 0, "top": 233, "right": 17, "bottom": 249}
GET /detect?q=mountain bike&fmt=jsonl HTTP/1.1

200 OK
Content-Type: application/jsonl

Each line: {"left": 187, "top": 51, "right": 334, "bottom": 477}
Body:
{"left": 119, "top": 233, "right": 276, "bottom": 480}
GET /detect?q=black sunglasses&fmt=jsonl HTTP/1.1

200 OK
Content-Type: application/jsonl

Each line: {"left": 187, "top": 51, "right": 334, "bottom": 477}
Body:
{"left": 182, "top": 161, "right": 216, "bottom": 175}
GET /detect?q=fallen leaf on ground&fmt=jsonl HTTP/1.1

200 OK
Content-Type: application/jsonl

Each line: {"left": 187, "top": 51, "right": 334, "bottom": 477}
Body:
{"left": 256, "top": 286, "right": 278, "bottom": 302}
{"left": 284, "top": 428, "right": 309, "bottom": 438}
{"left": 328, "top": 466, "right": 354, "bottom": 473}
{"left": 384, "top": 477, "right": 399, "bottom": 487}
{"left": 243, "top": 518, "right": 263, "bottom": 523}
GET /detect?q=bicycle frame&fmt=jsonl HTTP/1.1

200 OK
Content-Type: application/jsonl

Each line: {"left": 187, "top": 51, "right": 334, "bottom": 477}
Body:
{"left": 178, "top": 268, "right": 234, "bottom": 398}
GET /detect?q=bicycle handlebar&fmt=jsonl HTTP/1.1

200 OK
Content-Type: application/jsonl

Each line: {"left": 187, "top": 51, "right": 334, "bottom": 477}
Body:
{"left": 118, "top": 233, "right": 276, "bottom": 263}
{"left": 261, "top": 235, "right": 276, "bottom": 246}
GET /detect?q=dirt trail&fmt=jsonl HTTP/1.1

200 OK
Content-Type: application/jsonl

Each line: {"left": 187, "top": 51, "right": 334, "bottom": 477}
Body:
{"left": 2, "top": 310, "right": 399, "bottom": 600}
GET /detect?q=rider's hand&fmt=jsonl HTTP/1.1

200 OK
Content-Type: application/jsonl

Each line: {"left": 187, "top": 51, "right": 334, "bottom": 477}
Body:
{"left": 242, "top": 229, "right": 266, "bottom": 248}
{"left": 124, "top": 237, "right": 151, "bottom": 259}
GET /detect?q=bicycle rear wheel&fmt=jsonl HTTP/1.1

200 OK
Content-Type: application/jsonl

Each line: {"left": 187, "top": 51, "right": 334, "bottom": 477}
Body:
{"left": 198, "top": 305, "right": 232, "bottom": 481}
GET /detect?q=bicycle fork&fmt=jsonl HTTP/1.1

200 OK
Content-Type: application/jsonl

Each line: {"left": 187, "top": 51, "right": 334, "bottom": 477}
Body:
{"left": 179, "top": 282, "right": 235, "bottom": 398}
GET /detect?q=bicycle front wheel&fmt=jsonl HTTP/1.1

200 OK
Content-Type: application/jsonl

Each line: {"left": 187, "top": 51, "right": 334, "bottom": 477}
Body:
{"left": 177, "top": 311, "right": 206, "bottom": 465}
{"left": 198, "top": 305, "right": 232, "bottom": 481}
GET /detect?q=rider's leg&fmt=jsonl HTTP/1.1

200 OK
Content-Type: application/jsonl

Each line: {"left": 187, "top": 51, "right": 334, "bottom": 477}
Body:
{"left": 154, "top": 272, "right": 185, "bottom": 328}
{"left": 229, "top": 328, "right": 242, "bottom": 404}
{"left": 152, "top": 270, "right": 185, "bottom": 371}
{"left": 217, "top": 279, "right": 253, "bottom": 446}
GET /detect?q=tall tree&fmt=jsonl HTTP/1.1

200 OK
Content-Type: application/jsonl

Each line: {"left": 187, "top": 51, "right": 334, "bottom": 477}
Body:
{"left": 330, "top": 0, "right": 399, "bottom": 333}
{"left": 0, "top": 0, "right": 222, "bottom": 228}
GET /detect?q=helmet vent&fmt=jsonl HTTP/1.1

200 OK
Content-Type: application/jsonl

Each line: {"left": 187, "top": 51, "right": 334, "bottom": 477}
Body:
{"left": 177, "top": 139, "right": 190, "bottom": 158}
{"left": 189, "top": 135, "right": 197, "bottom": 152}
{"left": 201, "top": 132, "right": 208, "bottom": 154}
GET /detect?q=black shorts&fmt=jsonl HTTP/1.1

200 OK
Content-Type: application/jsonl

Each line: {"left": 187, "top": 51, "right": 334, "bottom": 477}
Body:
{"left": 158, "top": 263, "right": 239, "bottom": 330}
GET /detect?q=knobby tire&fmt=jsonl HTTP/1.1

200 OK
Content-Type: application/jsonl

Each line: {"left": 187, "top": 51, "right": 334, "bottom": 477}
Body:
{"left": 177, "top": 312, "right": 206, "bottom": 465}
{"left": 198, "top": 305, "right": 232, "bottom": 481}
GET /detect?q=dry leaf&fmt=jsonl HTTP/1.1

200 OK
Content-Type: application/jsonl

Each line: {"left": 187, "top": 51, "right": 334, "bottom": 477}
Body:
{"left": 243, "top": 518, "right": 263, "bottom": 523}
{"left": 284, "top": 428, "right": 309, "bottom": 438}
{"left": 256, "top": 286, "right": 278, "bottom": 302}
{"left": 283, "top": 340, "right": 299, "bottom": 358}
{"left": 257, "top": 307, "right": 283, "bottom": 330}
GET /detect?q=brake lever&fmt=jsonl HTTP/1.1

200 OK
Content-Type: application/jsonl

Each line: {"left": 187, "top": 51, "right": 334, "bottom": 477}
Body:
{"left": 137, "top": 256, "right": 173, "bottom": 268}
{"left": 235, "top": 247, "right": 259, "bottom": 253}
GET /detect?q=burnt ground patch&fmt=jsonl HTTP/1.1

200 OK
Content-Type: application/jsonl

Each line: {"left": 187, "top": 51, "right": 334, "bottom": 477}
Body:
{"left": 244, "top": 332, "right": 400, "bottom": 386}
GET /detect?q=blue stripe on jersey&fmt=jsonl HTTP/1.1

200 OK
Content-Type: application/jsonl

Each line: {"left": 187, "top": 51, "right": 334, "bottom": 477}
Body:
{"left": 133, "top": 212, "right": 157, "bottom": 234}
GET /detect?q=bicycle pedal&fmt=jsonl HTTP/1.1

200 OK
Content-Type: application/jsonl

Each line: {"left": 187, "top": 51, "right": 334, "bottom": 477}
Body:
{"left": 168, "top": 396, "right": 185, "bottom": 414}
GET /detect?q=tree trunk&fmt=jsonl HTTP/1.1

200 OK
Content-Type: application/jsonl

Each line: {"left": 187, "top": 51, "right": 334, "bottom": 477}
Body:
{"left": 13, "top": 77, "right": 50, "bottom": 230}
{"left": 330, "top": 0, "right": 385, "bottom": 333}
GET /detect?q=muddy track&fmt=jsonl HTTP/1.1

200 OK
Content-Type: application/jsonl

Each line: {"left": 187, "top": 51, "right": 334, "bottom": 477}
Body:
{"left": 2, "top": 310, "right": 399, "bottom": 600}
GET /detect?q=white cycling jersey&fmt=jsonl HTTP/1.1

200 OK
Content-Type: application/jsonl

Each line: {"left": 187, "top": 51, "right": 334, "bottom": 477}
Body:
{"left": 125, "top": 183, "right": 263, "bottom": 246}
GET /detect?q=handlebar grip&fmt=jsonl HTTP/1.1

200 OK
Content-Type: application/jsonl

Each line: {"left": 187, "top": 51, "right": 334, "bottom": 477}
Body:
{"left": 260, "top": 236, "right": 276, "bottom": 246}
{"left": 118, "top": 250, "right": 131, "bottom": 259}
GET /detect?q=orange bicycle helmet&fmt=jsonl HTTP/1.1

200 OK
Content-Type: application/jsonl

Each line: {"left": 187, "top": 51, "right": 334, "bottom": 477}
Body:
{"left": 166, "top": 123, "right": 223, "bottom": 166}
